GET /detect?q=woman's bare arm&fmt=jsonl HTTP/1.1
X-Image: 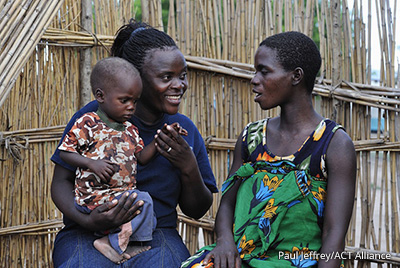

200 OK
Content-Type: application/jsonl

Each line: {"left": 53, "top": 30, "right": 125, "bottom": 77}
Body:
{"left": 319, "top": 130, "right": 356, "bottom": 267}
{"left": 155, "top": 125, "right": 213, "bottom": 219}
{"left": 203, "top": 134, "right": 244, "bottom": 268}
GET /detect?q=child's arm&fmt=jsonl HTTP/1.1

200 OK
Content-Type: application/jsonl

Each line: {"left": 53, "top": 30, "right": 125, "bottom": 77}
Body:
{"left": 135, "top": 139, "right": 157, "bottom": 165}
{"left": 202, "top": 133, "right": 244, "bottom": 268}
{"left": 59, "top": 150, "right": 115, "bottom": 183}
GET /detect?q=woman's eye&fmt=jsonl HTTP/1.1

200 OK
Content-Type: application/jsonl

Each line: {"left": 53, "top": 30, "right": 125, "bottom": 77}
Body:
{"left": 162, "top": 75, "right": 172, "bottom": 81}
{"left": 180, "top": 73, "right": 187, "bottom": 80}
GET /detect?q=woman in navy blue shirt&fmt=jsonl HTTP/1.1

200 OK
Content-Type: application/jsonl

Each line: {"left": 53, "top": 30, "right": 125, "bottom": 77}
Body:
{"left": 51, "top": 20, "right": 218, "bottom": 268}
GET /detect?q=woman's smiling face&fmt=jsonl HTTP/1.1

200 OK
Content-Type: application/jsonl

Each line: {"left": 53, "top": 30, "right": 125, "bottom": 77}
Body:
{"left": 140, "top": 47, "right": 188, "bottom": 116}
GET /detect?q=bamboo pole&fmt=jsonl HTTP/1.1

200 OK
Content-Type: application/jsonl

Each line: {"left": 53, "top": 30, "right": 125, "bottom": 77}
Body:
{"left": 79, "top": 0, "right": 92, "bottom": 107}
{"left": 0, "top": 0, "right": 66, "bottom": 107}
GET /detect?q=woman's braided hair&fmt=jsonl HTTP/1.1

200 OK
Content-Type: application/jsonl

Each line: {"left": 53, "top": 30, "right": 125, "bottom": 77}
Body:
{"left": 111, "top": 19, "right": 178, "bottom": 75}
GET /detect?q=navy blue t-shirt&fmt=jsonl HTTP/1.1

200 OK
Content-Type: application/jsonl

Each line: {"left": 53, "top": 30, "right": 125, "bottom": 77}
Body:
{"left": 51, "top": 100, "right": 218, "bottom": 228}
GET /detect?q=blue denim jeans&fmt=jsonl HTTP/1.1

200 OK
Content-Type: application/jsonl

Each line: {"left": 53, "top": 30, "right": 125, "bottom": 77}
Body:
{"left": 53, "top": 227, "right": 190, "bottom": 268}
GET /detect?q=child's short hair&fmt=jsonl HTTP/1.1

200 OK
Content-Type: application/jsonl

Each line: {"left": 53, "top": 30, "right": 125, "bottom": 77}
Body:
{"left": 260, "top": 31, "right": 321, "bottom": 92}
{"left": 90, "top": 57, "right": 140, "bottom": 94}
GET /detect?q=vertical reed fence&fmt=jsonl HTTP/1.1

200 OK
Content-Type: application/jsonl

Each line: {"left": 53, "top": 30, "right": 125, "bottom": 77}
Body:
{"left": 0, "top": 0, "right": 399, "bottom": 267}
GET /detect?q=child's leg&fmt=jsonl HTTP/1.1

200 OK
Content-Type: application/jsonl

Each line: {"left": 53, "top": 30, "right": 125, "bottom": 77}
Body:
{"left": 75, "top": 198, "right": 132, "bottom": 263}
{"left": 125, "top": 190, "right": 156, "bottom": 241}
{"left": 108, "top": 221, "right": 133, "bottom": 254}
{"left": 105, "top": 190, "right": 155, "bottom": 258}
{"left": 118, "top": 217, "right": 151, "bottom": 258}
{"left": 116, "top": 189, "right": 156, "bottom": 258}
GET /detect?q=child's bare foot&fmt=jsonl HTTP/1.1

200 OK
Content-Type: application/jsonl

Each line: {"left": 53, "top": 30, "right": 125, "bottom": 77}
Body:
{"left": 119, "top": 252, "right": 133, "bottom": 264}
{"left": 93, "top": 236, "right": 125, "bottom": 264}
{"left": 125, "top": 244, "right": 151, "bottom": 258}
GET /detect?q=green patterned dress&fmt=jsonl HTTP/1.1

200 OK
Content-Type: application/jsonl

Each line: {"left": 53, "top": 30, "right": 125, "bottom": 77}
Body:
{"left": 181, "top": 118, "right": 344, "bottom": 268}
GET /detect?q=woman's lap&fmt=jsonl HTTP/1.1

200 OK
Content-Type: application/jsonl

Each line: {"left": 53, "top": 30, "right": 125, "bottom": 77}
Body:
{"left": 53, "top": 227, "right": 190, "bottom": 268}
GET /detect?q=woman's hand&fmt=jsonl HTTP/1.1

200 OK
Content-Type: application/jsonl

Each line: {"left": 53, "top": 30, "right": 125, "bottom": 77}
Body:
{"left": 154, "top": 123, "right": 213, "bottom": 219}
{"left": 51, "top": 164, "right": 143, "bottom": 232}
{"left": 203, "top": 240, "right": 241, "bottom": 268}
{"left": 88, "top": 191, "right": 144, "bottom": 231}
{"left": 154, "top": 123, "right": 194, "bottom": 171}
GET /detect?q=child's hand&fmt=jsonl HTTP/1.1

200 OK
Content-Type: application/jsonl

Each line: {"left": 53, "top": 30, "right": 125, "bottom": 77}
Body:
{"left": 171, "top": 122, "right": 188, "bottom": 136}
{"left": 162, "top": 122, "right": 188, "bottom": 137}
{"left": 88, "top": 159, "right": 116, "bottom": 183}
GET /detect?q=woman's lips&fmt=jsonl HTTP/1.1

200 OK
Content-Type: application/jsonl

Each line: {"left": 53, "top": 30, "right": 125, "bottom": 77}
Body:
{"left": 253, "top": 90, "right": 262, "bottom": 101}
{"left": 165, "top": 95, "right": 182, "bottom": 105}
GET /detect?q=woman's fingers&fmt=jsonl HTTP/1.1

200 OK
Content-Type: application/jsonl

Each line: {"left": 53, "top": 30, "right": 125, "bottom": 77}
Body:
{"left": 227, "top": 253, "right": 239, "bottom": 268}
{"left": 235, "top": 257, "right": 241, "bottom": 268}
{"left": 165, "top": 124, "right": 182, "bottom": 141}
{"left": 158, "top": 127, "right": 177, "bottom": 144}
{"left": 155, "top": 131, "right": 170, "bottom": 151}
{"left": 203, "top": 253, "right": 212, "bottom": 267}
{"left": 116, "top": 191, "right": 144, "bottom": 221}
{"left": 155, "top": 129, "right": 180, "bottom": 156}
{"left": 96, "top": 199, "right": 118, "bottom": 213}
{"left": 90, "top": 191, "right": 145, "bottom": 230}
{"left": 160, "top": 124, "right": 184, "bottom": 142}
{"left": 202, "top": 249, "right": 240, "bottom": 268}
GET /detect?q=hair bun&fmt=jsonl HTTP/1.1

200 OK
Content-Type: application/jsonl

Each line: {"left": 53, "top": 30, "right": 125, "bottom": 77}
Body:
{"left": 130, "top": 27, "right": 147, "bottom": 38}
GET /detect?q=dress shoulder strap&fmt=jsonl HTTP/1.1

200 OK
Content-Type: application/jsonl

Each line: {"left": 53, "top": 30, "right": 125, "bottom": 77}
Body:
{"left": 241, "top": 119, "right": 268, "bottom": 162}
{"left": 296, "top": 118, "right": 344, "bottom": 179}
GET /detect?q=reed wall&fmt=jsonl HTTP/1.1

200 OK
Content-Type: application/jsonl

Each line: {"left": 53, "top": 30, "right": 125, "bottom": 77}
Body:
{"left": 0, "top": 0, "right": 399, "bottom": 267}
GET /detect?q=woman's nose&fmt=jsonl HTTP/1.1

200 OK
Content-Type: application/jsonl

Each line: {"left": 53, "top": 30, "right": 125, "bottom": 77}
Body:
{"left": 172, "top": 78, "right": 186, "bottom": 89}
{"left": 251, "top": 75, "right": 259, "bottom": 85}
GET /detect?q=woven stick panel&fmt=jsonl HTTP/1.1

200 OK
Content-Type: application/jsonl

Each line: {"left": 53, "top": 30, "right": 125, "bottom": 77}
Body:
{"left": 1, "top": 0, "right": 399, "bottom": 267}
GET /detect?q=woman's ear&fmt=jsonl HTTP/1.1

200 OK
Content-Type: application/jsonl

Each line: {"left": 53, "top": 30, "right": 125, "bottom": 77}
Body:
{"left": 292, "top": 67, "right": 304, "bottom": 86}
{"left": 95, "top": 88, "right": 105, "bottom": 103}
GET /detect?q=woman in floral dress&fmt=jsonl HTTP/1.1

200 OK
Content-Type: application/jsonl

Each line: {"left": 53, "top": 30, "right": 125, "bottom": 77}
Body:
{"left": 181, "top": 31, "right": 356, "bottom": 268}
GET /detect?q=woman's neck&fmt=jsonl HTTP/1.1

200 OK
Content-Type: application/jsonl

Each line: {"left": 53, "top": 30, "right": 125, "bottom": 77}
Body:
{"left": 279, "top": 107, "right": 322, "bottom": 133}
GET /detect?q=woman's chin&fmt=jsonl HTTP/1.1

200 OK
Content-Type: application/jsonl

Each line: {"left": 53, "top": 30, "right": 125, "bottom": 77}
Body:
{"left": 165, "top": 107, "right": 180, "bottom": 115}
